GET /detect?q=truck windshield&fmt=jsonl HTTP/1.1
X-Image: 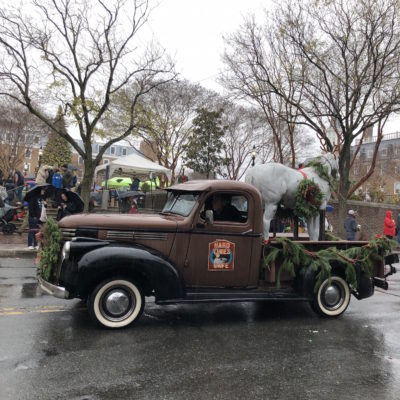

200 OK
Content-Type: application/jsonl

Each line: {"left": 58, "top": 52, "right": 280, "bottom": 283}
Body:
{"left": 162, "top": 192, "right": 199, "bottom": 217}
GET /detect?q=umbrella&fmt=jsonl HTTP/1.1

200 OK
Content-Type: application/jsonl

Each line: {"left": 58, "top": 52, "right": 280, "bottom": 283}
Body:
{"left": 64, "top": 190, "right": 84, "bottom": 213}
{"left": 101, "top": 177, "right": 132, "bottom": 189}
{"left": 24, "top": 183, "right": 51, "bottom": 202}
{"left": 117, "top": 190, "right": 145, "bottom": 199}
{"left": 326, "top": 204, "right": 334, "bottom": 212}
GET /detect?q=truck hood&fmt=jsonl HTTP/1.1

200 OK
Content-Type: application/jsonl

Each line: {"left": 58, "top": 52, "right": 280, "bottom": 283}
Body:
{"left": 58, "top": 213, "right": 180, "bottom": 232}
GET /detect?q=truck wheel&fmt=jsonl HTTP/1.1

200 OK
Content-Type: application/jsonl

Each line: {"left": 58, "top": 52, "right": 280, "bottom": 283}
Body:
{"left": 312, "top": 276, "right": 350, "bottom": 317}
{"left": 88, "top": 279, "right": 144, "bottom": 329}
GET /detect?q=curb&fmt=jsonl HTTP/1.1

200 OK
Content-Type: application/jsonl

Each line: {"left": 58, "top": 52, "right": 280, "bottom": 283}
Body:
{"left": 0, "top": 249, "right": 37, "bottom": 258}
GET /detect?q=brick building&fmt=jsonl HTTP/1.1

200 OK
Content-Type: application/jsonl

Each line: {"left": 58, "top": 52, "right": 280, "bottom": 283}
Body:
{"left": 350, "top": 130, "right": 400, "bottom": 202}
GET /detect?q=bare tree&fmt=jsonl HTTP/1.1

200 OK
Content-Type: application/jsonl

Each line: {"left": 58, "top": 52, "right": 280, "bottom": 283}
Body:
{"left": 0, "top": 100, "right": 50, "bottom": 176}
{"left": 221, "top": 16, "right": 307, "bottom": 168}
{"left": 0, "top": 0, "right": 175, "bottom": 209}
{"left": 133, "top": 80, "right": 213, "bottom": 183}
{"left": 222, "top": 0, "right": 400, "bottom": 235}
{"left": 220, "top": 104, "right": 274, "bottom": 180}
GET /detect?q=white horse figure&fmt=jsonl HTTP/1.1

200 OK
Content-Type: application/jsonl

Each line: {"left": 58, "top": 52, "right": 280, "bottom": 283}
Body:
{"left": 245, "top": 153, "right": 338, "bottom": 241}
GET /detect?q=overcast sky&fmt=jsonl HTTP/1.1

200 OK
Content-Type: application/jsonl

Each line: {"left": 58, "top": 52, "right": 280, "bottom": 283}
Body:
{"left": 140, "top": 0, "right": 267, "bottom": 91}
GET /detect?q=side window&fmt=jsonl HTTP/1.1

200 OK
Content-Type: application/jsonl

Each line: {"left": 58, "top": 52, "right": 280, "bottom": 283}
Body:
{"left": 202, "top": 193, "right": 248, "bottom": 223}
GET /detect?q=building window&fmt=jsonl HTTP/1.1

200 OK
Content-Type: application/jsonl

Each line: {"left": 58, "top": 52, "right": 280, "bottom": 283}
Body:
{"left": 25, "top": 163, "right": 31, "bottom": 173}
{"left": 110, "top": 146, "right": 116, "bottom": 155}
{"left": 34, "top": 136, "right": 39, "bottom": 144}
{"left": 103, "top": 159, "right": 109, "bottom": 164}
{"left": 122, "top": 148, "right": 127, "bottom": 156}
{"left": 394, "top": 182, "right": 400, "bottom": 194}
{"left": 367, "top": 150, "right": 373, "bottom": 159}
{"left": 381, "top": 148, "right": 387, "bottom": 157}
{"left": 78, "top": 156, "right": 83, "bottom": 165}
{"left": 25, "top": 149, "right": 31, "bottom": 159}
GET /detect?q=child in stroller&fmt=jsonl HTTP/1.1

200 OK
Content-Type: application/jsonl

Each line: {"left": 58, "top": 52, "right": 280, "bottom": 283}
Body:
{"left": 0, "top": 194, "right": 17, "bottom": 234}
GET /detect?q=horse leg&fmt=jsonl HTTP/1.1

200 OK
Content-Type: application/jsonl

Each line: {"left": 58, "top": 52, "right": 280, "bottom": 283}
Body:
{"left": 307, "top": 214, "right": 320, "bottom": 241}
{"left": 263, "top": 204, "right": 278, "bottom": 241}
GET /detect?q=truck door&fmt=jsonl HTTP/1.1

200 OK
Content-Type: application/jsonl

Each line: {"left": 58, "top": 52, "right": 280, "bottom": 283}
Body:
{"left": 184, "top": 192, "right": 254, "bottom": 287}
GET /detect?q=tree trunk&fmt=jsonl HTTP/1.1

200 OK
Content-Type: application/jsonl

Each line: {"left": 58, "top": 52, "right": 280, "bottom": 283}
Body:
{"left": 81, "top": 161, "right": 96, "bottom": 212}
{"left": 337, "top": 143, "right": 352, "bottom": 238}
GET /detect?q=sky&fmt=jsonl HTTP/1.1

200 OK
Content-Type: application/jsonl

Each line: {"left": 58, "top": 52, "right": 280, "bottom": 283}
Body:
{"left": 140, "top": 0, "right": 268, "bottom": 92}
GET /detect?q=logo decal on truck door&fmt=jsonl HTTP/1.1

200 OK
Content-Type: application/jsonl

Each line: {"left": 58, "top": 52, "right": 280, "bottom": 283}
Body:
{"left": 208, "top": 240, "right": 235, "bottom": 271}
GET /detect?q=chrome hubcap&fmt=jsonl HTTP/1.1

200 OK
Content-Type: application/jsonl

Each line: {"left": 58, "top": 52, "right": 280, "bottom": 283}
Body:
{"left": 101, "top": 288, "right": 135, "bottom": 321}
{"left": 324, "top": 284, "right": 341, "bottom": 307}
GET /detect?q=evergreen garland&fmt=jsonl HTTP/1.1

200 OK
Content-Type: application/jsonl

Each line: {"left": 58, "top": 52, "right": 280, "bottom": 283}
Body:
{"left": 294, "top": 179, "right": 323, "bottom": 219}
{"left": 38, "top": 218, "right": 63, "bottom": 281}
{"left": 305, "top": 159, "right": 335, "bottom": 191}
{"left": 263, "top": 236, "right": 394, "bottom": 291}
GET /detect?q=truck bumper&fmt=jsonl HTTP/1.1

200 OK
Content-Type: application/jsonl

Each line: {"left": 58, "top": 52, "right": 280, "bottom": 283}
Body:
{"left": 38, "top": 276, "right": 70, "bottom": 299}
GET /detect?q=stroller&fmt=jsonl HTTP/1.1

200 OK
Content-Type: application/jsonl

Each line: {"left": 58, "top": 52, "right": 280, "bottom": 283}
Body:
{"left": 0, "top": 187, "right": 16, "bottom": 235}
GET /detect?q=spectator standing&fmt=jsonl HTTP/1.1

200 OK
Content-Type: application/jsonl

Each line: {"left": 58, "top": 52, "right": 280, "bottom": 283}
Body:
{"left": 13, "top": 170, "right": 24, "bottom": 203}
{"left": 27, "top": 188, "right": 46, "bottom": 250}
{"left": 51, "top": 169, "right": 63, "bottom": 205}
{"left": 396, "top": 212, "right": 400, "bottom": 244}
{"left": 383, "top": 210, "right": 396, "bottom": 239}
{"left": 130, "top": 176, "right": 140, "bottom": 191}
{"left": 35, "top": 165, "right": 50, "bottom": 185}
{"left": 4, "top": 174, "right": 15, "bottom": 205}
{"left": 344, "top": 209, "right": 360, "bottom": 241}
{"left": 61, "top": 164, "right": 73, "bottom": 189}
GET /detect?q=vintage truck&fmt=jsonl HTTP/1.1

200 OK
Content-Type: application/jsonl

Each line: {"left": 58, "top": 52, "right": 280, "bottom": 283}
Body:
{"left": 38, "top": 180, "right": 397, "bottom": 328}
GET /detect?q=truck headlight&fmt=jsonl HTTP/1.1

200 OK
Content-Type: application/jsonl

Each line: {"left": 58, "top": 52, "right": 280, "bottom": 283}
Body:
{"left": 61, "top": 241, "right": 71, "bottom": 261}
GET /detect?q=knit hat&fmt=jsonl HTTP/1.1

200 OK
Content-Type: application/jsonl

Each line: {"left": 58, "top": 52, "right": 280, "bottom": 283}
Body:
{"left": 348, "top": 209, "right": 355, "bottom": 215}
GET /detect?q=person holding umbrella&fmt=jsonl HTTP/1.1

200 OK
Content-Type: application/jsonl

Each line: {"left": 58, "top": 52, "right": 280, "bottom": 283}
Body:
{"left": 25, "top": 184, "right": 48, "bottom": 250}
{"left": 56, "top": 189, "right": 84, "bottom": 221}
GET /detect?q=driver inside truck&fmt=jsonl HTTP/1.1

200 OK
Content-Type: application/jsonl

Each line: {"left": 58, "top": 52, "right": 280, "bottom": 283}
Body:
{"left": 211, "top": 193, "right": 242, "bottom": 222}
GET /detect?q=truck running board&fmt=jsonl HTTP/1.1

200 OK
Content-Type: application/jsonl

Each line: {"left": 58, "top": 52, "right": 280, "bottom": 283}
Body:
{"left": 157, "top": 288, "right": 310, "bottom": 305}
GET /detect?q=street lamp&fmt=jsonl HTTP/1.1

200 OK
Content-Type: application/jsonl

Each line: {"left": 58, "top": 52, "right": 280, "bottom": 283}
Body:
{"left": 38, "top": 146, "right": 43, "bottom": 169}
{"left": 251, "top": 145, "right": 257, "bottom": 167}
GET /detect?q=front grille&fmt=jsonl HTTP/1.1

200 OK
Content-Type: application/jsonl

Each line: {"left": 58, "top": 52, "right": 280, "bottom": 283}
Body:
{"left": 61, "top": 228, "right": 76, "bottom": 241}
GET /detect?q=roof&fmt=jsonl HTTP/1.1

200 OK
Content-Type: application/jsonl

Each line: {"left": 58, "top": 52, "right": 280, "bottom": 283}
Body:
{"left": 94, "top": 153, "right": 171, "bottom": 178}
{"left": 168, "top": 180, "right": 260, "bottom": 195}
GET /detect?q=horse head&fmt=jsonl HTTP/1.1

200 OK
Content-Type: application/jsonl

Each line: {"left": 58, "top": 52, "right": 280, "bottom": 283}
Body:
{"left": 304, "top": 153, "right": 339, "bottom": 180}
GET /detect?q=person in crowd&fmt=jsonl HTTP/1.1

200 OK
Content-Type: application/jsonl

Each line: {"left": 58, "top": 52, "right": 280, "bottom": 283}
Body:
{"left": 344, "top": 209, "right": 360, "bottom": 241}
{"left": 71, "top": 171, "right": 78, "bottom": 191}
{"left": 35, "top": 165, "right": 50, "bottom": 185}
{"left": 130, "top": 176, "right": 141, "bottom": 191}
{"left": 13, "top": 169, "right": 24, "bottom": 203}
{"left": 396, "top": 212, "right": 400, "bottom": 244}
{"left": 61, "top": 164, "right": 73, "bottom": 189}
{"left": 27, "top": 187, "right": 47, "bottom": 250}
{"left": 383, "top": 210, "right": 396, "bottom": 239}
{"left": 56, "top": 190, "right": 77, "bottom": 221}
{"left": 51, "top": 168, "right": 63, "bottom": 206}
{"left": 5, "top": 174, "right": 15, "bottom": 205}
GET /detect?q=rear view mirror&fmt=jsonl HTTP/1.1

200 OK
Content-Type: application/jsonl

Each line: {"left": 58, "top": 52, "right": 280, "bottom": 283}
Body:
{"left": 205, "top": 210, "right": 214, "bottom": 225}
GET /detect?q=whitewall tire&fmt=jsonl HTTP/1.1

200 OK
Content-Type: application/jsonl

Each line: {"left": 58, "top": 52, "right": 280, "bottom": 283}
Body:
{"left": 89, "top": 279, "right": 144, "bottom": 329}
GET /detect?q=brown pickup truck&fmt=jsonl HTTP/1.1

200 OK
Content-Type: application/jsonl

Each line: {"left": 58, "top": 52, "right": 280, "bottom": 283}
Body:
{"left": 38, "top": 180, "right": 397, "bottom": 328}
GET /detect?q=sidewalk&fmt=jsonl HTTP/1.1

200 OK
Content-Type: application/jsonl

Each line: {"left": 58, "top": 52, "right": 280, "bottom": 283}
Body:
{"left": 0, "top": 232, "right": 37, "bottom": 258}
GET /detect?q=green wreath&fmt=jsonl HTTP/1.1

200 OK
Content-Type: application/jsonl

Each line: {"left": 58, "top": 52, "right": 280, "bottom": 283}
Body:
{"left": 294, "top": 179, "right": 323, "bottom": 219}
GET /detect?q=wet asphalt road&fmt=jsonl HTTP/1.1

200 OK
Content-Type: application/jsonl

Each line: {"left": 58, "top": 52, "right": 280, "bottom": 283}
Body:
{"left": 1, "top": 257, "right": 400, "bottom": 400}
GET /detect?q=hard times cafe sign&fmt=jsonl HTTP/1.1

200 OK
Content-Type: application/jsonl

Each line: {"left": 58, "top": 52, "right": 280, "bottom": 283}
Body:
{"left": 208, "top": 239, "right": 235, "bottom": 271}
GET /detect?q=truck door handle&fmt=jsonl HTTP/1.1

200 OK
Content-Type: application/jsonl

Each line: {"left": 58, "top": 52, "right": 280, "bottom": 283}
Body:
{"left": 242, "top": 229, "right": 253, "bottom": 235}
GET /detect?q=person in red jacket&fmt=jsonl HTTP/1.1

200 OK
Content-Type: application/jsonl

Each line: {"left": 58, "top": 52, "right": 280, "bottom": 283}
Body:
{"left": 383, "top": 210, "right": 396, "bottom": 239}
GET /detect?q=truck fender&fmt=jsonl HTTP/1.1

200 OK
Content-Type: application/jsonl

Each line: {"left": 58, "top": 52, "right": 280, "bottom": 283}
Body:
{"left": 76, "top": 244, "right": 185, "bottom": 301}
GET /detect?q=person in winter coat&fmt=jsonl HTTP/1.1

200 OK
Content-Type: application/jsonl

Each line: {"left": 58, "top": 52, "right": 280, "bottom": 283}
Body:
{"left": 35, "top": 165, "right": 50, "bottom": 185}
{"left": 14, "top": 170, "right": 24, "bottom": 202}
{"left": 383, "top": 210, "right": 396, "bottom": 239}
{"left": 344, "top": 209, "right": 360, "bottom": 241}
{"left": 396, "top": 212, "right": 400, "bottom": 244}
{"left": 56, "top": 191, "right": 77, "bottom": 221}
{"left": 51, "top": 169, "right": 63, "bottom": 205}
{"left": 61, "top": 164, "right": 73, "bottom": 189}
{"left": 27, "top": 187, "right": 47, "bottom": 250}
